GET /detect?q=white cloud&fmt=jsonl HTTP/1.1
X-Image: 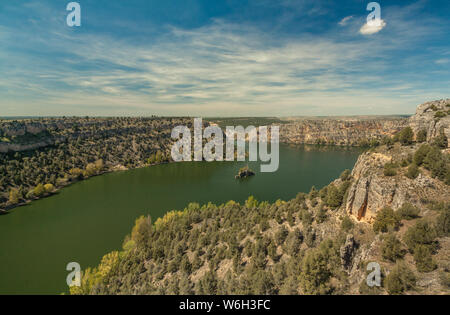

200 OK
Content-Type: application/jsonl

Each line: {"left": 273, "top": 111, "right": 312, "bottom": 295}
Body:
{"left": 359, "top": 19, "right": 387, "bottom": 35}
{"left": 435, "top": 59, "right": 449, "bottom": 65}
{"left": 338, "top": 16, "right": 353, "bottom": 26}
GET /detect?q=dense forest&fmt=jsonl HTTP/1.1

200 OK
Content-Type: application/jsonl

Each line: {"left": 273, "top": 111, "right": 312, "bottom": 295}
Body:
{"left": 0, "top": 117, "right": 192, "bottom": 211}
{"left": 70, "top": 130, "right": 450, "bottom": 295}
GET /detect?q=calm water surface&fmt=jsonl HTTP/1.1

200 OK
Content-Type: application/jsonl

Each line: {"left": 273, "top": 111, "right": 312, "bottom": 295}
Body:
{"left": 0, "top": 144, "right": 361, "bottom": 294}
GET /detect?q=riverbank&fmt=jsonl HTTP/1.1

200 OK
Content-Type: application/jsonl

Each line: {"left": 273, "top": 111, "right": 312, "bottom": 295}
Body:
{"left": 0, "top": 117, "right": 192, "bottom": 213}
{"left": 0, "top": 161, "right": 169, "bottom": 214}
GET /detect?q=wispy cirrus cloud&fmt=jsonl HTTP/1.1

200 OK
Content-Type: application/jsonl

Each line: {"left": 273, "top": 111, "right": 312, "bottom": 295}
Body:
{"left": 338, "top": 16, "right": 353, "bottom": 26}
{"left": 0, "top": 0, "right": 449, "bottom": 116}
{"left": 435, "top": 58, "right": 449, "bottom": 65}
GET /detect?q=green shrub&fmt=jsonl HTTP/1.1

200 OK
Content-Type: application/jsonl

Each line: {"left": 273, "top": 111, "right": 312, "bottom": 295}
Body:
{"left": 358, "top": 279, "right": 383, "bottom": 295}
{"left": 385, "top": 262, "right": 416, "bottom": 295}
{"left": 316, "top": 206, "right": 328, "bottom": 223}
{"left": 325, "top": 184, "right": 342, "bottom": 208}
{"left": 435, "top": 205, "right": 450, "bottom": 237}
{"left": 413, "top": 144, "right": 431, "bottom": 166}
{"left": 416, "top": 129, "right": 427, "bottom": 143}
{"left": 285, "top": 228, "right": 303, "bottom": 257}
{"left": 396, "top": 203, "right": 420, "bottom": 220}
{"left": 301, "top": 209, "right": 313, "bottom": 226}
{"left": 340, "top": 169, "right": 351, "bottom": 181}
{"left": 382, "top": 136, "right": 395, "bottom": 146}
{"left": 299, "top": 240, "right": 338, "bottom": 295}
{"left": 383, "top": 163, "right": 397, "bottom": 176}
{"left": 439, "top": 272, "right": 450, "bottom": 289}
{"left": 423, "top": 146, "right": 442, "bottom": 170}
{"left": 433, "top": 129, "right": 448, "bottom": 149}
{"left": 44, "top": 183, "right": 54, "bottom": 193}
{"left": 275, "top": 226, "right": 289, "bottom": 246}
{"left": 422, "top": 145, "right": 449, "bottom": 182}
{"left": 319, "top": 186, "right": 328, "bottom": 200}
{"left": 33, "top": 183, "right": 45, "bottom": 197}
{"left": 400, "top": 159, "right": 409, "bottom": 167}
{"left": 413, "top": 245, "right": 437, "bottom": 273}
{"left": 308, "top": 186, "right": 318, "bottom": 200}
{"left": 401, "top": 154, "right": 412, "bottom": 167}
{"left": 295, "top": 192, "right": 306, "bottom": 203}
{"left": 8, "top": 188, "right": 20, "bottom": 205}
{"left": 304, "top": 228, "right": 316, "bottom": 248}
{"left": 403, "top": 220, "right": 437, "bottom": 253}
{"left": 253, "top": 270, "right": 275, "bottom": 295}
{"left": 341, "top": 216, "right": 354, "bottom": 232}
{"left": 381, "top": 234, "right": 405, "bottom": 262}
{"left": 405, "top": 164, "right": 419, "bottom": 179}
{"left": 398, "top": 127, "right": 414, "bottom": 145}
{"left": 373, "top": 207, "right": 401, "bottom": 234}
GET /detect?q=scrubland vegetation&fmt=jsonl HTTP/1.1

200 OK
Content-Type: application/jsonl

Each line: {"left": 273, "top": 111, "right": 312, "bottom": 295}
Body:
{"left": 69, "top": 122, "right": 450, "bottom": 295}
{"left": 70, "top": 190, "right": 449, "bottom": 295}
{"left": 0, "top": 117, "right": 190, "bottom": 211}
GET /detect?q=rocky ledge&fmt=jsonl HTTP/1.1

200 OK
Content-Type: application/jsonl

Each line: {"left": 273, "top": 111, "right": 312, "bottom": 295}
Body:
{"left": 409, "top": 99, "right": 450, "bottom": 148}
{"left": 346, "top": 99, "right": 450, "bottom": 222}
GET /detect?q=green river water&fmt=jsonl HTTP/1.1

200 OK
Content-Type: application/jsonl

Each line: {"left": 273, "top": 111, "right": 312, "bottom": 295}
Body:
{"left": 0, "top": 144, "right": 361, "bottom": 294}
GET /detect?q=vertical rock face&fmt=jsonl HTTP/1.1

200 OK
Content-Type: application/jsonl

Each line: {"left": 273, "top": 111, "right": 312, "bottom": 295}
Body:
{"left": 279, "top": 118, "right": 408, "bottom": 146}
{"left": 1, "top": 122, "right": 46, "bottom": 137}
{"left": 345, "top": 152, "right": 403, "bottom": 221}
{"left": 409, "top": 99, "right": 450, "bottom": 147}
{"left": 346, "top": 99, "right": 450, "bottom": 222}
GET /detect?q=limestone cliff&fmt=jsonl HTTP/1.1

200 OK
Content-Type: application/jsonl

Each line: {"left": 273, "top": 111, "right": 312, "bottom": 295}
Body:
{"left": 409, "top": 99, "right": 450, "bottom": 147}
{"left": 279, "top": 117, "right": 408, "bottom": 146}
{"left": 0, "top": 139, "right": 57, "bottom": 153}
{"left": 345, "top": 147, "right": 448, "bottom": 222}
{"left": 345, "top": 99, "right": 450, "bottom": 222}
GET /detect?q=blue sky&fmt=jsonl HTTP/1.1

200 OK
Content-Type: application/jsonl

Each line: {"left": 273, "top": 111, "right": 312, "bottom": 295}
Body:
{"left": 0, "top": 0, "right": 449, "bottom": 116}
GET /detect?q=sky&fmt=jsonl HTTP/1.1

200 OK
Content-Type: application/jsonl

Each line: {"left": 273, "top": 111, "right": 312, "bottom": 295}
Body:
{"left": 0, "top": 0, "right": 449, "bottom": 117}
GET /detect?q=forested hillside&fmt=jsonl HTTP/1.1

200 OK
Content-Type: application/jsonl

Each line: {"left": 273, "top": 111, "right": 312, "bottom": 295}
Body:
{"left": 70, "top": 180, "right": 449, "bottom": 295}
{"left": 0, "top": 117, "right": 192, "bottom": 211}
{"left": 71, "top": 138, "right": 450, "bottom": 295}
{"left": 70, "top": 100, "right": 450, "bottom": 295}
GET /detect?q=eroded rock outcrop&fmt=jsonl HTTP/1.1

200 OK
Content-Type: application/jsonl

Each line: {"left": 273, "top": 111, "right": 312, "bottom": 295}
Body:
{"left": 279, "top": 118, "right": 408, "bottom": 146}
{"left": 409, "top": 99, "right": 450, "bottom": 147}
{"left": 1, "top": 122, "right": 46, "bottom": 137}
{"left": 346, "top": 99, "right": 450, "bottom": 221}
{"left": 0, "top": 139, "right": 56, "bottom": 153}
{"left": 345, "top": 147, "right": 450, "bottom": 222}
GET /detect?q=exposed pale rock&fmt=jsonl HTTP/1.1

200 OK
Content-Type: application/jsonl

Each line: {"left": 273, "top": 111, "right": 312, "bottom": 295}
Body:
{"left": 279, "top": 118, "right": 408, "bottom": 146}
{"left": 0, "top": 140, "right": 54, "bottom": 153}
{"left": 409, "top": 99, "right": 450, "bottom": 147}
{"left": 346, "top": 100, "right": 450, "bottom": 221}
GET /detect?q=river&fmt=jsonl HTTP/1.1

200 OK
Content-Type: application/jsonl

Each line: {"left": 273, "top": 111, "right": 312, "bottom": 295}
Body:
{"left": 0, "top": 144, "right": 361, "bottom": 294}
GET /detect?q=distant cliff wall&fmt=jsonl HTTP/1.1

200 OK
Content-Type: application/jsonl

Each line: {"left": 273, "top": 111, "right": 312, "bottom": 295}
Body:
{"left": 0, "top": 140, "right": 56, "bottom": 153}
{"left": 279, "top": 118, "right": 408, "bottom": 146}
